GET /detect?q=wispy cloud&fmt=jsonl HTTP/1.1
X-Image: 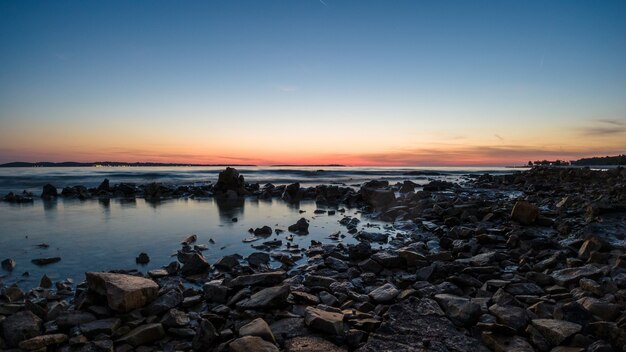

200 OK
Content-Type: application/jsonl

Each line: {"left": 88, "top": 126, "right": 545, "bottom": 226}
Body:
{"left": 319, "top": 0, "right": 328, "bottom": 7}
{"left": 494, "top": 134, "right": 504, "bottom": 141}
{"left": 580, "top": 118, "right": 626, "bottom": 136}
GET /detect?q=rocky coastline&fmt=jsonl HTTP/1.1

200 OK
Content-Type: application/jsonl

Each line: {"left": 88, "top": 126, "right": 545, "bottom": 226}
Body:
{"left": 1, "top": 166, "right": 625, "bottom": 351}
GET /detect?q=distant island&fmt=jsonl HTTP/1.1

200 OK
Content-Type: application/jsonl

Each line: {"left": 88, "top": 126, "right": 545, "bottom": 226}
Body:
{"left": 570, "top": 154, "right": 625, "bottom": 166}
{"left": 0, "top": 161, "right": 257, "bottom": 168}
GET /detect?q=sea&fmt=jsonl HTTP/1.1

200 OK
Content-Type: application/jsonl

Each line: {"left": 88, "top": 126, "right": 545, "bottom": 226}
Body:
{"left": 0, "top": 166, "right": 521, "bottom": 289}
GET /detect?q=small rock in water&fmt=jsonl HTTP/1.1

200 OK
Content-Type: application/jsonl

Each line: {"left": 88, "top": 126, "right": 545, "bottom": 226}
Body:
{"left": 136, "top": 252, "right": 150, "bottom": 264}
{"left": 232, "top": 217, "right": 238, "bottom": 222}
{"left": 2, "top": 258, "right": 16, "bottom": 271}
{"left": 31, "top": 257, "right": 61, "bottom": 266}
{"left": 40, "top": 274, "right": 52, "bottom": 288}
{"left": 288, "top": 218, "right": 309, "bottom": 234}
{"left": 36, "top": 243, "right": 50, "bottom": 248}
{"left": 181, "top": 234, "right": 197, "bottom": 245}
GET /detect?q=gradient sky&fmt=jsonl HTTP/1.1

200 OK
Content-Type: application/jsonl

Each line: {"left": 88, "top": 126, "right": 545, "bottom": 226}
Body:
{"left": 1, "top": 0, "right": 625, "bottom": 166}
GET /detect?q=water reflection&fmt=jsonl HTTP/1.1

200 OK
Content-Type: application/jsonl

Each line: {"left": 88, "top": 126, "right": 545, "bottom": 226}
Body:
{"left": 215, "top": 197, "right": 244, "bottom": 222}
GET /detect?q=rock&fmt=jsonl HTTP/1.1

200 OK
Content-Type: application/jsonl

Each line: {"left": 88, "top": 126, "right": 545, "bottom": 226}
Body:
{"left": 203, "top": 282, "right": 229, "bottom": 303}
{"left": 229, "top": 336, "right": 279, "bottom": 352}
{"left": 531, "top": 319, "right": 581, "bottom": 346}
{"left": 304, "top": 306, "right": 345, "bottom": 335}
{"left": 511, "top": 201, "right": 538, "bottom": 225}
{"left": 481, "top": 333, "right": 535, "bottom": 352}
{"left": 239, "top": 318, "right": 276, "bottom": 343}
{"left": 577, "top": 297, "right": 621, "bottom": 321}
{"left": 214, "top": 167, "right": 247, "bottom": 197}
{"left": 2, "top": 310, "right": 42, "bottom": 347}
{"left": 181, "top": 252, "right": 210, "bottom": 275}
{"left": 1, "top": 258, "right": 16, "bottom": 271}
{"left": 254, "top": 226, "right": 273, "bottom": 236}
{"left": 505, "top": 282, "right": 545, "bottom": 296}
{"left": 145, "top": 289, "right": 183, "bottom": 316}
{"left": 214, "top": 254, "right": 240, "bottom": 271}
{"left": 282, "top": 182, "right": 301, "bottom": 203}
{"left": 288, "top": 218, "right": 309, "bottom": 234}
{"left": 228, "top": 271, "right": 287, "bottom": 287}
{"left": 39, "top": 274, "right": 52, "bottom": 288}
{"left": 31, "top": 257, "right": 61, "bottom": 266}
{"left": 303, "top": 274, "right": 337, "bottom": 289}
{"left": 136, "top": 252, "right": 150, "bottom": 264}
{"left": 85, "top": 272, "right": 159, "bottom": 312}
{"left": 97, "top": 178, "right": 110, "bottom": 192}
{"left": 41, "top": 184, "right": 58, "bottom": 199}
{"left": 116, "top": 323, "right": 165, "bottom": 347}
{"left": 192, "top": 319, "right": 218, "bottom": 350}
{"left": 325, "top": 256, "right": 349, "bottom": 271}
{"left": 551, "top": 264, "right": 604, "bottom": 286}
{"left": 422, "top": 180, "right": 456, "bottom": 191}
{"left": 368, "top": 283, "right": 399, "bottom": 303}
{"left": 80, "top": 318, "right": 122, "bottom": 338}
{"left": 357, "top": 297, "right": 488, "bottom": 351}
{"left": 18, "top": 333, "right": 67, "bottom": 350}
{"left": 247, "top": 252, "right": 270, "bottom": 267}
{"left": 181, "top": 234, "right": 197, "bottom": 245}
{"left": 348, "top": 242, "right": 372, "bottom": 261}
{"left": 56, "top": 311, "right": 96, "bottom": 328}
{"left": 434, "top": 293, "right": 481, "bottom": 326}
{"left": 236, "top": 285, "right": 290, "bottom": 309}
{"left": 488, "top": 304, "right": 529, "bottom": 331}
{"left": 371, "top": 251, "right": 403, "bottom": 268}
{"left": 161, "top": 308, "right": 190, "bottom": 328}
{"left": 284, "top": 336, "right": 347, "bottom": 352}
{"left": 357, "top": 231, "right": 389, "bottom": 243}
{"left": 360, "top": 182, "right": 395, "bottom": 208}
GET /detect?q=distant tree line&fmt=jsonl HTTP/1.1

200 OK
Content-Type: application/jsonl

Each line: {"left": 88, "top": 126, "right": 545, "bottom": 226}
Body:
{"left": 527, "top": 160, "right": 570, "bottom": 166}
{"left": 570, "top": 154, "right": 626, "bottom": 166}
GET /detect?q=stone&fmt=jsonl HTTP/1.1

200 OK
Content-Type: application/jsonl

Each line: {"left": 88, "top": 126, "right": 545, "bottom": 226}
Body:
{"left": 368, "top": 283, "right": 399, "bottom": 303}
{"left": 214, "top": 167, "right": 247, "bottom": 197}
{"left": 145, "top": 289, "right": 183, "bottom": 316}
{"left": 236, "top": 285, "right": 290, "bottom": 309}
{"left": 356, "top": 297, "right": 488, "bottom": 351}
{"left": 39, "top": 274, "right": 52, "bottom": 288}
{"left": 192, "top": 319, "right": 218, "bottom": 350}
{"left": 2, "top": 310, "right": 42, "bottom": 347}
{"left": 360, "top": 181, "right": 395, "bottom": 208}
{"left": 304, "top": 306, "right": 345, "bottom": 335}
{"left": 511, "top": 201, "right": 538, "bottom": 225}
{"left": 434, "top": 294, "right": 481, "bottom": 326}
{"left": 203, "top": 282, "right": 229, "bottom": 303}
{"left": 481, "top": 333, "right": 535, "bottom": 352}
{"left": 41, "top": 183, "right": 58, "bottom": 199}
{"left": 97, "top": 178, "right": 110, "bottom": 191}
{"left": 214, "top": 254, "right": 240, "bottom": 271}
{"left": 18, "top": 333, "right": 67, "bottom": 350}
{"left": 288, "top": 218, "right": 309, "bottom": 234}
{"left": 239, "top": 318, "right": 275, "bottom": 343}
{"left": 1, "top": 258, "right": 16, "bottom": 271}
{"left": 551, "top": 264, "right": 604, "bottom": 286}
{"left": 85, "top": 272, "right": 159, "bottom": 312}
{"left": 488, "top": 304, "right": 529, "bottom": 331}
{"left": 228, "top": 271, "right": 287, "bottom": 287}
{"left": 161, "top": 308, "right": 190, "bottom": 328}
{"left": 577, "top": 297, "right": 621, "bottom": 321}
{"left": 284, "top": 336, "right": 347, "bottom": 352}
{"left": 181, "top": 252, "right": 210, "bottom": 275}
{"left": 247, "top": 252, "right": 270, "bottom": 267}
{"left": 254, "top": 226, "right": 273, "bottom": 236}
{"left": 531, "top": 319, "right": 581, "bottom": 346}
{"left": 80, "top": 318, "right": 121, "bottom": 338}
{"left": 357, "top": 231, "right": 389, "bottom": 243}
{"left": 282, "top": 182, "right": 301, "bottom": 203}
{"left": 136, "top": 252, "right": 150, "bottom": 264}
{"left": 116, "top": 323, "right": 165, "bottom": 347}
{"left": 31, "top": 257, "right": 61, "bottom": 266}
{"left": 229, "top": 336, "right": 279, "bottom": 352}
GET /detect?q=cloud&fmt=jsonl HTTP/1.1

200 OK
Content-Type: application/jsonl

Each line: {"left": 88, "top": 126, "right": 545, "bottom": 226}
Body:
{"left": 580, "top": 118, "right": 626, "bottom": 136}
{"left": 494, "top": 134, "right": 504, "bottom": 141}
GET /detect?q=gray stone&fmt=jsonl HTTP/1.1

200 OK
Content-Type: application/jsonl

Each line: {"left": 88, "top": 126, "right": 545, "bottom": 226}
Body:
{"left": 236, "top": 285, "right": 290, "bottom": 309}
{"left": 304, "top": 306, "right": 344, "bottom": 335}
{"left": 551, "top": 265, "right": 603, "bottom": 286}
{"left": 531, "top": 319, "right": 581, "bottom": 346}
{"left": 2, "top": 310, "right": 42, "bottom": 347}
{"left": 86, "top": 272, "right": 159, "bottom": 312}
{"left": 116, "top": 323, "right": 165, "bottom": 347}
{"left": 229, "top": 336, "right": 279, "bottom": 352}
{"left": 239, "top": 317, "right": 275, "bottom": 343}
{"left": 368, "top": 283, "right": 399, "bottom": 303}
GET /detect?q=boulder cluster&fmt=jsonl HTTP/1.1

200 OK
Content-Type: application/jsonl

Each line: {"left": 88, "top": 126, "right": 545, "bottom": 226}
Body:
{"left": 0, "top": 167, "right": 625, "bottom": 351}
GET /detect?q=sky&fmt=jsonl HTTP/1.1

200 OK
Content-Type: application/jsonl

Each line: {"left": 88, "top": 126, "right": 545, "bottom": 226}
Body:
{"left": 0, "top": 0, "right": 625, "bottom": 166}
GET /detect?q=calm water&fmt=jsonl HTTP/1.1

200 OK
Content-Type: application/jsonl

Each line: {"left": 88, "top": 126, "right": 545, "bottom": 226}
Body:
{"left": 0, "top": 166, "right": 521, "bottom": 289}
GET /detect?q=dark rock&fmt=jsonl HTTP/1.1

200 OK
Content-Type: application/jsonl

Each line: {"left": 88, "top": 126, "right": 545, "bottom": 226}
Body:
{"left": 213, "top": 254, "right": 240, "bottom": 271}
{"left": 1, "top": 258, "right": 16, "bottom": 271}
{"left": 229, "top": 336, "right": 279, "bottom": 352}
{"left": 39, "top": 274, "right": 52, "bottom": 288}
{"left": 304, "top": 306, "right": 345, "bottom": 335}
{"left": 368, "top": 283, "right": 399, "bottom": 303}
{"left": 136, "top": 252, "right": 150, "bottom": 264}
{"left": 434, "top": 293, "right": 481, "bottom": 327}
{"left": 2, "top": 310, "right": 42, "bottom": 347}
{"left": 551, "top": 264, "right": 604, "bottom": 286}
{"left": 203, "top": 282, "right": 229, "bottom": 303}
{"left": 284, "top": 336, "right": 346, "bottom": 352}
{"left": 282, "top": 182, "right": 301, "bottom": 203}
{"left": 18, "top": 333, "right": 68, "bottom": 350}
{"left": 531, "top": 319, "right": 581, "bottom": 346}
{"left": 214, "top": 167, "right": 247, "bottom": 197}
{"left": 145, "top": 289, "right": 183, "bottom": 316}
{"left": 511, "top": 201, "right": 538, "bottom": 225}
{"left": 288, "top": 218, "right": 309, "bottom": 234}
{"left": 255, "top": 226, "right": 273, "bottom": 236}
{"left": 192, "top": 319, "right": 218, "bottom": 350}
{"left": 31, "top": 257, "right": 61, "bottom": 266}
{"left": 181, "top": 252, "right": 210, "bottom": 276}
{"left": 227, "top": 271, "right": 287, "bottom": 287}
{"left": 97, "top": 178, "right": 110, "bottom": 192}
{"left": 236, "top": 285, "right": 290, "bottom": 309}
{"left": 117, "top": 323, "right": 165, "bottom": 347}
{"left": 80, "top": 318, "right": 122, "bottom": 338}
{"left": 41, "top": 184, "right": 58, "bottom": 199}
{"left": 360, "top": 180, "right": 395, "bottom": 208}
{"left": 239, "top": 317, "right": 276, "bottom": 343}
{"left": 247, "top": 252, "right": 270, "bottom": 267}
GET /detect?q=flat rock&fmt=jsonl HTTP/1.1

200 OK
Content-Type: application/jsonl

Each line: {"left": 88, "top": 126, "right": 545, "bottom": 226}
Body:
{"left": 531, "top": 319, "right": 581, "bottom": 346}
{"left": 481, "top": 333, "right": 534, "bottom": 352}
{"left": 304, "top": 306, "right": 344, "bottom": 335}
{"left": 357, "top": 297, "right": 489, "bottom": 352}
{"left": 236, "top": 285, "right": 290, "bottom": 309}
{"left": 86, "top": 272, "right": 159, "bottom": 312}
{"left": 227, "top": 271, "right": 286, "bottom": 287}
{"left": 434, "top": 293, "right": 481, "bottom": 327}
{"left": 80, "top": 318, "right": 122, "bottom": 338}
{"left": 368, "top": 283, "right": 399, "bottom": 303}
{"left": 229, "top": 336, "right": 279, "bottom": 352}
{"left": 116, "top": 323, "right": 165, "bottom": 347}
{"left": 2, "top": 310, "right": 43, "bottom": 347}
{"left": 144, "top": 289, "right": 183, "bottom": 315}
{"left": 284, "top": 336, "right": 347, "bottom": 352}
{"left": 18, "top": 333, "right": 67, "bottom": 350}
{"left": 551, "top": 265, "right": 604, "bottom": 286}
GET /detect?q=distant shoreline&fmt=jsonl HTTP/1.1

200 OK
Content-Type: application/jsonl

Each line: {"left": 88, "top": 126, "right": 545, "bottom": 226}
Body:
{"left": 0, "top": 162, "right": 350, "bottom": 168}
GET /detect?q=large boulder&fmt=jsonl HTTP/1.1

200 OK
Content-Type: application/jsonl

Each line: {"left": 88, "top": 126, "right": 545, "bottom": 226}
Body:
{"left": 2, "top": 310, "right": 42, "bottom": 347}
{"left": 41, "top": 184, "right": 58, "bottom": 199}
{"left": 511, "top": 201, "right": 538, "bottom": 225}
{"left": 282, "top": 182, "right": 301, "bottom": 203}
{"left": 85, "top": 272, "right": 159, "bottom": 312}
{"left": 214, "top": 167, "right": 247, "bottom": 197}
{"left": 360, "top": 180, "right": 395, "bottom": 208}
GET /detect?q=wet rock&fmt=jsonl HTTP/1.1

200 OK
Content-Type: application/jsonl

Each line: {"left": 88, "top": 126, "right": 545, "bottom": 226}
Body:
{"left": 145, "top": 289, "right": 183, "bottom": 316}
{"left": 192, "top": 318, "right": 218, "bottom": 350}
{"left": 357, "top": 297, "right": 488, "bottom": 351}
{"left": 97, "top": 178, "right": 110, "bottom": 192}
{"left": 85, "top": 272, "right": 159, "bottom": 312}
{"left": 551, "top": 264, "right": 604, "bottom": 286}
{"left": 360, "top": 180, "right": 395, "bottom": 208}
{"left": 229, "top": 336, "right": 279, "bottom": 352}
{"left": 511, "top": 200, "right": 538, "bottom": 225}
{"left": 135, "top": 252, "right": 150, "bottom": 264}
{"left": 1, "top": 258, "right": 16, "bottom": 271}
{"left": 214, "top": 254, "right": 240, "bottom": 271}
{"left": 247, "top": 252, "right": 271, "bottom": 267}
{"left": 181, "top": 234, "right": 197, "bottom": 245}
{"left": 304, "top": 306, "right": 345, "bottom": 335}
{"left": 356, "top": 231, "right": 389, "bottom": 243}
{"left": 18, "top": 333, "right": 67, "bottom": 350}
{"left": 368, "top": 283, "right": 399, "bottom": 303}
{"left": 56, "top": 311, "right": 97, "bottom": 328}
{"left": 303, "top": 274, "right": 337, "bottom": 289}
{"left": 348, "top": 242, "right": 372, "bottom": 261}
{"left": 116, "top": 323, "right": 165, "bottom": 347}
{"left": 531, "top": 319, "right": 581, "bottom": 346}
{"left": 239, "top": 317, "right": 276, "bottom": 343}
{"left": 255, "top": 226, "right": 273, "bottom": 236}
{"left": 41, "top": 183, "right": 58, "bottom": 199}
{"left": 371, "top": 251, "right": 403, "bottom": 268}
{"left": 577, "top": 297, "right": 621, "bottom": 321}
{"left": 2, "top": 310, "right": 42, "bottom": 347}
{"left": 228, "top": 271, "right": 287, "bottom": 287}
{"left": 282, "top": 182, "right": 301, "bottom": 203}
{"left": 434, "top": 293, "right": 481, "bottom": 327}
{"left": 288, "top": 218, "right": 309, "bottom": 234}
{"left": 285, "top": 336, "right": 347, "bottom": 352}
{"left": 181, "top": 252, "right": 210, "bottom": 276}
{"left": 236, "top": 285, "right": 290, "bottom": 309}
{"left": 214, "top": 167, "right": 247, "bottom": 197}
{"left": 39, "top": 274, "right": 52, "bottom": 288}
{"left": 31, "top": 257, "right": 61, "bottom": 266}
{"left": 422, "top": 180, "right": 456, "bottom": 191}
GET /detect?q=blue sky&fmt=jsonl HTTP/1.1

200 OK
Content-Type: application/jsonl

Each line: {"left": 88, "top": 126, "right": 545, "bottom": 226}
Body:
{"left": 0, "top": 0, "right": 625, "bottom": 165}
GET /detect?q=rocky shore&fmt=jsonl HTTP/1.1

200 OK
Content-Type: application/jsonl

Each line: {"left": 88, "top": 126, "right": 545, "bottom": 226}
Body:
{"left": 1, "top": 166, "right": 625, "bottom": 351}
